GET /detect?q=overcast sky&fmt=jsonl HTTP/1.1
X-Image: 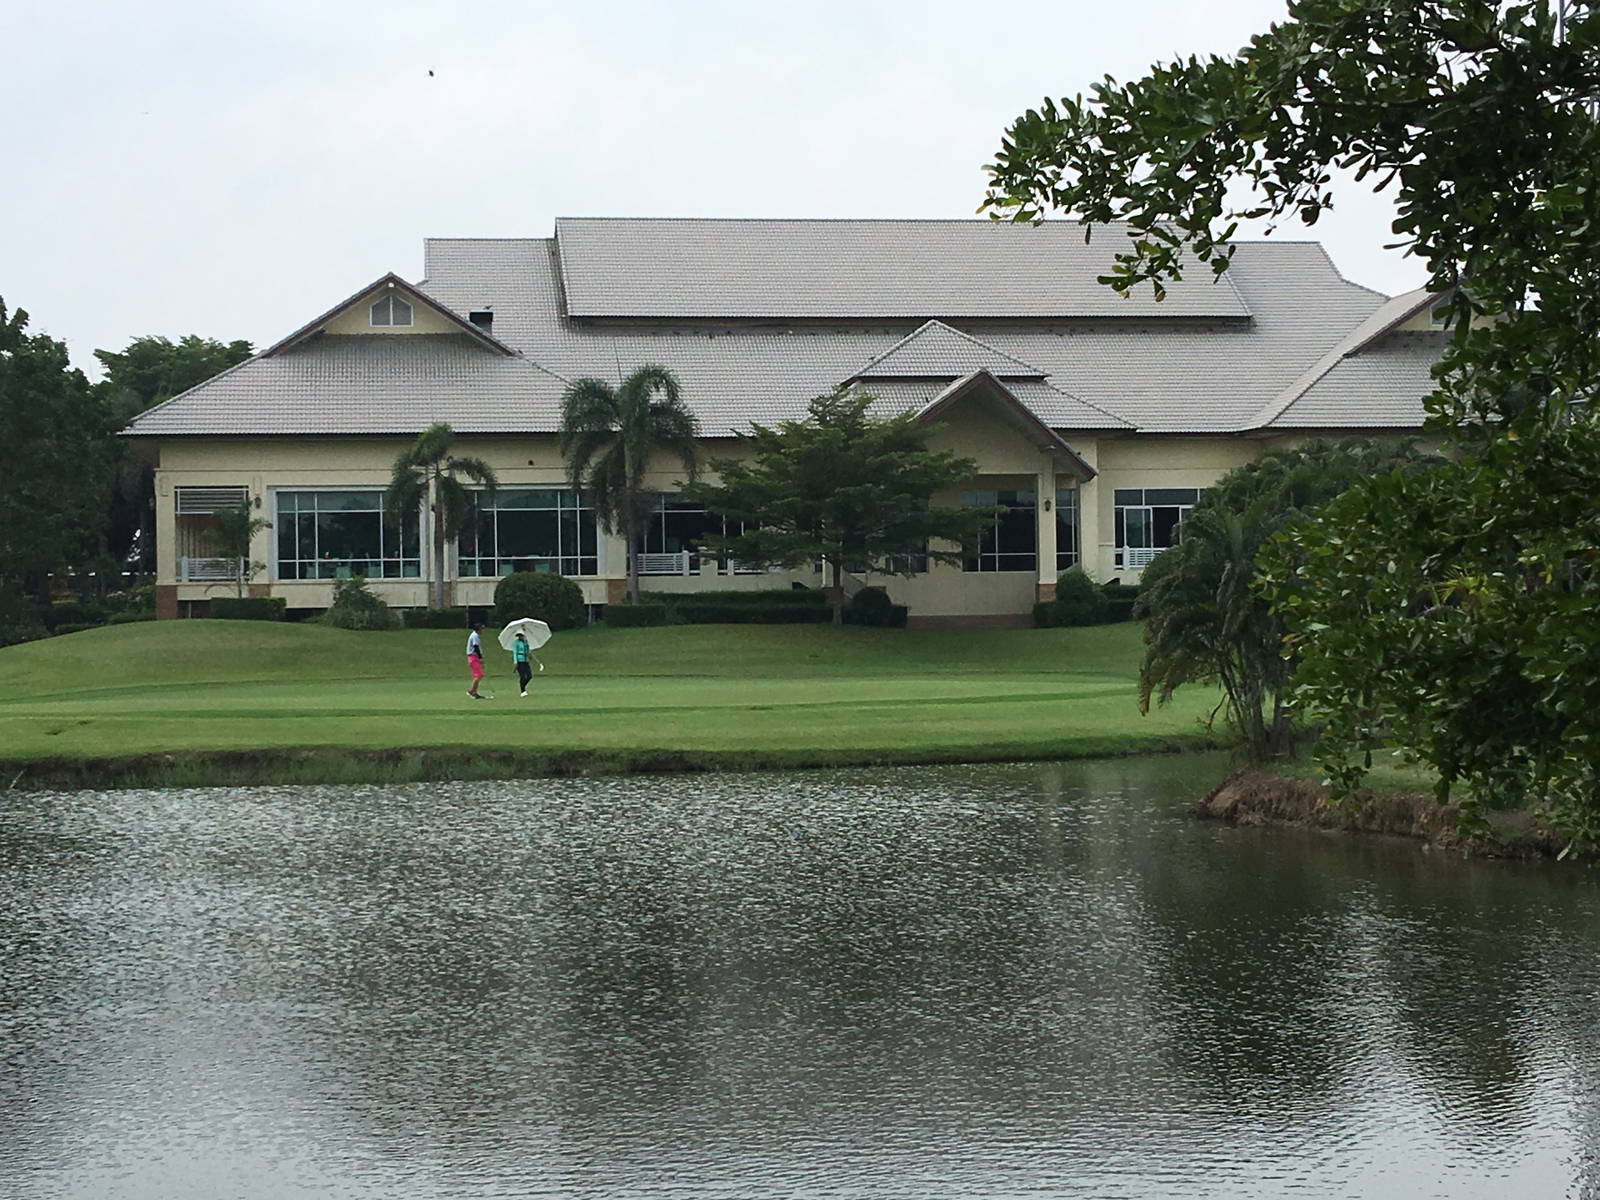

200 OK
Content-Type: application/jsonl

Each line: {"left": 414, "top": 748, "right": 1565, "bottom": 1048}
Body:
{"left": 4, "top": 0, "right": 1427, "bottom": 378}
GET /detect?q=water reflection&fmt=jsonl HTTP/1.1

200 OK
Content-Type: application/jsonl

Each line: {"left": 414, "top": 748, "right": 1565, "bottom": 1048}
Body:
{"left": 1, "top": 757, "right": 1596, "bottom": 1198}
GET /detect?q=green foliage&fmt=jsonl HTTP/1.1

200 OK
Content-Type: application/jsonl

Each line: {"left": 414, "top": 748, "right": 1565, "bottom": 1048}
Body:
{"left": 51, "top": 623, "right": 99, "bottom": 637}
{"left": 211, "top": 597, "right": 286, "bottom": 621}
{"left": 105, "top": 611, "right": 155, "bottom": 625}
{"left": 982, "top": 2, "right": 1600, "bottom": 836}
{"left": 401, "top": 606, "right": 470, "bottom": 629}
{"left": 1260, "top": 422, "right": 1600, "bottom": 846}
{"left": 214, "top": 503, "right": 272, "bottom": 598}
{"left": 683, "top": 386, "right": 992, "bottom": 624}
{"left": 1137, "top": 440, "right": 1424, "bottom": 760}
{"left": 39, "top": 603, "right": 108, "bottom": 632}
{"left": 604, "top": 604, "right": 670, "bottom": 628}
{"left": 0, "top": 297, "right": 116, "bottom": 598}
{"left": 1055, "top": 567, "right": 1113, "bottom": 626}
{"left": 843, "top": 587, "right": 908, "bottom": 628}
{"left": 559, "top": 365, "right": 700, "bottom": 603}
{"left": 94, "top": 334, "right": 254, "bottom": 414}
{"left": 492, "top": 571, "right": 585, "bottom": 631}
{"left": 320, "top": 576, "right": 401, "bottom": 631}
{"left": 386, "top": 423, "right": 498, "bottom": 609}
{"left": 93, "top": 334, "right": 253, "bottom": 569}
{"left": 672, "top": 603, "right": 831, "bottom": 625}
{"left": 641, "top": 588, "right": 827, "bottom": 608}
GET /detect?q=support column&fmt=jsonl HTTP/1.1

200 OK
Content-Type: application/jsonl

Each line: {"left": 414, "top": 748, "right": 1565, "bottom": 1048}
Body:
{"left": 1073, "top": 440, "right": 1105, "bottom": 580}
{"left": 1035, "top": 468, "right": 1058, "bottom": 604}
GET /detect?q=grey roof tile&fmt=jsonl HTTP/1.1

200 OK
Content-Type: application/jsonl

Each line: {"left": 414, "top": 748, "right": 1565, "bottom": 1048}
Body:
{"left": 553, "top": 217, "right": 1253, "bottom": 319}
{"left": 847, "top": 320, "right": 1046, "bottom": 380}
{"left": 128, "top": 224, "right": 1442, "bottom": 441}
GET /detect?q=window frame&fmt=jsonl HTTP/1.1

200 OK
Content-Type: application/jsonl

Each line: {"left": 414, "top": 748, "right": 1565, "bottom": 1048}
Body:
{"left": 273, "top": 489, "right": 421, "bottom": 581}
{"left": 457, "top": 488, "right": 599, "bottom": 578}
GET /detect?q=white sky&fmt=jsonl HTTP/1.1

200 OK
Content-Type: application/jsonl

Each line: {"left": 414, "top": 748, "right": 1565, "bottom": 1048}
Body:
{"left": 3, "top": 0, "right": 1427, "bottom": 378}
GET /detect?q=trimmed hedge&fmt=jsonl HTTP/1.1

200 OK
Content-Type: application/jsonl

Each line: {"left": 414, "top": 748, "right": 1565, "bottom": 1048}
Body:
{"left": 675, "top": 602, "right": 832, "bottom": 624}
{"left": 1100, "top": 582, "right": 1142, "bottom": 604}
{"left": 41, "top": 603, "right": 107, "bottom": 631}
{"left": 492, "top": 571, "right": 586, "bottom": 631}
{"left": 52, "top": 623, "right": 100, "bottom": 637}
{"left": 211, "top": 596, "right": 287, "bottom": 621}
{"left": 105, "top": 611, "right": 156, "bottom": 625}
{"left": 604, "top": 604, "right": 670, "bottom": 628}
{"left": 641, "top": 588, "right": 827, "bottom": 608}
{"left": 402, "top": 606, "right": 471, "bottom": 629}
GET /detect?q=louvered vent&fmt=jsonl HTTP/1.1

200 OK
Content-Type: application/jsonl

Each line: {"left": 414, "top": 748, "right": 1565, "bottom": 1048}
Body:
{"left": 176, "top": 487, "right": 249, "bottom": 514}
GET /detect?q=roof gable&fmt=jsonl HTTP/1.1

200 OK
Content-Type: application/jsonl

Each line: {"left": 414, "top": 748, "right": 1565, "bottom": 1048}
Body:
{"left": 915, "top": 371, "right": 1097, "bottom": 480}
{"left": 846, "top": 320, "right": 1046, "bottom": 381}
{"left": 261, "top": 273, "right": 515, "bottom": 358}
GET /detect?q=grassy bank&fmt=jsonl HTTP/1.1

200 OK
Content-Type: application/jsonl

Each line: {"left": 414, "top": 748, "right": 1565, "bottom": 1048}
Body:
{"left": 0, "top": 620, "right": 1218, "bottom": 789}
{"left": 1198, "top": 764, "right": 1590, "bottom": 861}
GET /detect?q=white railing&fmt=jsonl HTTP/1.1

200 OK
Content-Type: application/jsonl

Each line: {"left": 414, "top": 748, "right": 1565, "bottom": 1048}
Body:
{"left": 1121, "top": 546, "right": 1162, "bottom": 570}
{"left": 638, "top": 551, "right": 694, "bottom": 576}
{"left": 722, "top": 559, "right": 765, "bottom": 575}
{"left": 180, "top": 556, "right": 245, "bottom": 582}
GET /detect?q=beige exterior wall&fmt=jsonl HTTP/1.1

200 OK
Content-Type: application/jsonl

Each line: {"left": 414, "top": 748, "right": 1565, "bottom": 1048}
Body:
{"left": 322, "top": 289, "right": 462, "bottom": 336}
{"left": 145, "top": 413, "right": 1421, "bottom": 618}
{"left": 1087, "top": 436, "right": 1257, "bottom": 581}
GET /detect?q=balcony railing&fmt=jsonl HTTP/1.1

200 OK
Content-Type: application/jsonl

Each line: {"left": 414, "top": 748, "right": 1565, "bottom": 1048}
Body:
{"left": 180, "top": 556, "right": 245, "bottom": 582}
{"left": 1119, "top": 546, "right": 1163, "bottom": 570}
{"left": 638, "top": 551, "right": 695, "bottom": 576}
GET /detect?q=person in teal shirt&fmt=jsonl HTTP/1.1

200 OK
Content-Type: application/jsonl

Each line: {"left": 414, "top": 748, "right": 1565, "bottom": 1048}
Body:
{"left": 512, "top": 631, "right": 533, "bottom": 697}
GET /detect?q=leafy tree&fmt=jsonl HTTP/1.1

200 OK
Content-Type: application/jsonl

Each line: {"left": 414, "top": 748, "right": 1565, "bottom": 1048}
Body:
{"left": 0, "top": 297, "right": 115, "bottom": 606}
{"left": 981, "top": 1, "right": 1600, "bottom": 838}
{"left": 214, "top": 502, "right": 273, "bottom": 598}
{"left": 682, "top": 386, "right": 992, "bottom": 625}
{"left": 559, "top": 364, "right": 699, "bottom": 603}
{"left": 1138, "top": 440, "right": 1425, "bottom": 762}
{"left": 385, "top": 423, "right": 498, "bottom": 610}
{"left": 94, "top": 334, "right": 254, "bottom": 571}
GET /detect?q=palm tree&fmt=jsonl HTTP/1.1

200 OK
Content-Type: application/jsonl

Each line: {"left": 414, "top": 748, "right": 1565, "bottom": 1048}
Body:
{"left": 559, "top": 365, "right": 699, "bottom": 602}
{"left": 215, "top": 501, "right": 273, "bottom": 598}
{"left": 386, "top": 422, "right": 498, "bottom": 609}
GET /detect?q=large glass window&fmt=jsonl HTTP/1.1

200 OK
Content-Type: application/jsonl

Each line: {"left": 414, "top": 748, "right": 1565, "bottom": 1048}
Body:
{"left": 1113, "top": 487, "right": 1200, "bottom": 569}
{"left": 963, "top": 489, "right": 1037, "bottom": 573}
{"left": 1056, "top": 488, "right": 1080, "bottom": 571}
{"left": 637, "top": 496, "right": 755, "bottom": 574}
{"left": 458, "top": 489, "right": 598, "bottom": 577}
{"left": 276, "top": 490, "right": 420, "bottom": 580}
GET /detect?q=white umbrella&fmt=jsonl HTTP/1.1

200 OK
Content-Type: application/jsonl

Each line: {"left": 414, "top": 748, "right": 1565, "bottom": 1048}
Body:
{"left": 498, "top": 618, "right": 552, "bottom": 671}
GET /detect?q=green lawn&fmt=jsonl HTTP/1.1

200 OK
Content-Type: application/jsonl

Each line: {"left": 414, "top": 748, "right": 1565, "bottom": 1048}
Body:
{"left": 0, "top": 620, "right": 1219, "bottom": 782}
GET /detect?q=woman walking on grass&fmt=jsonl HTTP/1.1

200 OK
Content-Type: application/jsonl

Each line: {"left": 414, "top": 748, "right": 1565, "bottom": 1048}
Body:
{"left": 466, "top": 622, "right": 487, "bottom": 700}
{"left": 512, "top": 631, "right": 533, "bottom": 697}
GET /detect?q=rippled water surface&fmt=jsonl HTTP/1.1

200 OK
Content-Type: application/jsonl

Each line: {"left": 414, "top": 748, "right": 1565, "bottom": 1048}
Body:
{"left": 3, "top": 756, "right": 1598, "bottom": 1198}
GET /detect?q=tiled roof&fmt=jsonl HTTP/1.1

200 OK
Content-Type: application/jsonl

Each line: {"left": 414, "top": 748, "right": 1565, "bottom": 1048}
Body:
{"left": 127, "top": 223, "right": 1442, "bottom": 441}
{"left": 552, "top": 217, "right": 1254, "bottom": 319}
{"left": 847, "top": 320, "right": 1046, "bottom": 380}
{"left": 126, "top": 335, "right": 568, "bottom": 437}
{"left": 1269, "top": 332, "right": 1442, "bottom": 428}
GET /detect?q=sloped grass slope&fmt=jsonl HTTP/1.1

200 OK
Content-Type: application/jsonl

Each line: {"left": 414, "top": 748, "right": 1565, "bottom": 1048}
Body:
{"left": 0, "top": 621, "right": 1218, "bottom": 782}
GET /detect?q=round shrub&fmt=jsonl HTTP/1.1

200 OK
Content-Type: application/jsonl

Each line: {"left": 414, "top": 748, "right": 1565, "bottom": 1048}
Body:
{"left": 843, "top": 586, "right": 895, "bottom": 627}
{"left": 1050, "top": 567, "right": 1112, "bottom": 626}
{"left": 492, "top": 570, "right": 585, "bottom": 631}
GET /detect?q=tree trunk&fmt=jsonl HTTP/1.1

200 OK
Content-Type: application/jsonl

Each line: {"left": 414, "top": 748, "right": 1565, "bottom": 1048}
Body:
{"left": 432, "top": 492, "right": 447, "bottom": 610}
{"left": 829, "top": 557, "right": 843, "bottom": 626}
{"left": 624, "top": 511, "right": 640, "bottom": 603}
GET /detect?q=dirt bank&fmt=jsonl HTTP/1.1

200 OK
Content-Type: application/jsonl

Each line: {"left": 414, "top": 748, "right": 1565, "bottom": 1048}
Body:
{"left": 1197, "top": 768, "right": 1588, "bottom": 861}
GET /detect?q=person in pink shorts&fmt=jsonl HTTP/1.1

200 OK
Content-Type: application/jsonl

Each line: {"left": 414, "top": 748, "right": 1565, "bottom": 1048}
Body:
{"left": 466, "top": 621, "right": 487, "bottom": 699}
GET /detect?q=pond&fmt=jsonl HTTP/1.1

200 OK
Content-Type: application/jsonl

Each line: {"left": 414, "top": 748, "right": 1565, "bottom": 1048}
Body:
{"left": 2, "top": 755, "right": 1597, "bottom": 1198}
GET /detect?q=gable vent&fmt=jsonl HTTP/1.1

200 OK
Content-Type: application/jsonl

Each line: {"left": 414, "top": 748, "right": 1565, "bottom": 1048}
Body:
{"left": 469, "top": 310, "right": 494, "bottom": 331}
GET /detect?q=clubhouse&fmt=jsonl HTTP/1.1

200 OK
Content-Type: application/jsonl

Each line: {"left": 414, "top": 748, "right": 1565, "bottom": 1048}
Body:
{"left": 125, "top": 218, "right": 1445, "bottom": 624}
